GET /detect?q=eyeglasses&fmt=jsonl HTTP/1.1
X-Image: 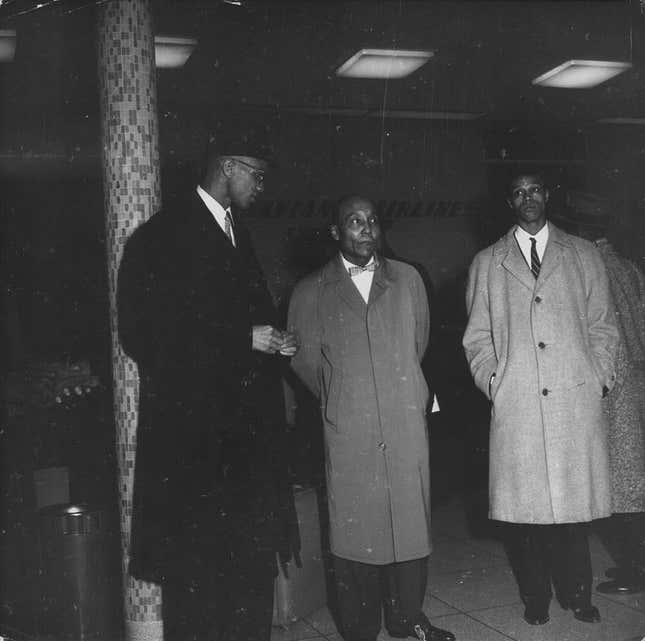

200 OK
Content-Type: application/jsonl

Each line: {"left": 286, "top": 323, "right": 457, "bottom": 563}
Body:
{"left": 232, "top": 158, "right": 265, "bottom": 186}
{"left": 511, "top": 185, "right": 545, "bottom": 200}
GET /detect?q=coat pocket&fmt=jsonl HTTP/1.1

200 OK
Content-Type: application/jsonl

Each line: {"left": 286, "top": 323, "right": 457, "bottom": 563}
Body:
{"left": 321, "top": 355, "right": 342, "bottom": 430}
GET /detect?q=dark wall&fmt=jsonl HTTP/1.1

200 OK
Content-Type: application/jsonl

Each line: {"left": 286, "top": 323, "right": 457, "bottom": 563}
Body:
{"left": 5, "top": 112, "right": 645, "bottom": 373}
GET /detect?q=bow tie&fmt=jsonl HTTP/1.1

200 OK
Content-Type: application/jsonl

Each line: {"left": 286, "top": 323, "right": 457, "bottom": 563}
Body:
{"left": 348, "top": 261, "right": 378, "bottom": 277}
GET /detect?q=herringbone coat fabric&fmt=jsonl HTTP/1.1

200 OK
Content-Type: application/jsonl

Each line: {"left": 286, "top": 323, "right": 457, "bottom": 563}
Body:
{"left": 596, "top": 239, "right": 645, "bottom": 513}
{"left": 463, "top": 223, "right": 619, "bottom": 524}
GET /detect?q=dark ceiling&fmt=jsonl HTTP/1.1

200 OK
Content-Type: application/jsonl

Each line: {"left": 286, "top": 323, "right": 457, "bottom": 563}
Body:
{"left": 0, "top": 0, "right": 644, "bottom": 161}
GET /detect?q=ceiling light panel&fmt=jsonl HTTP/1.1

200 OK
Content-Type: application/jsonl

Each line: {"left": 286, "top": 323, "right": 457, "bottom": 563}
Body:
{"left": 532, "top": 60, "right": 631, "bottom": 89}
{"left": 0, "top": 30, "right": 17, "bottom": 63}
{"left": 336, "top": 49, "right": 434, "bottom": 79}
{"left": 155, "top": 36, "right": 198, "bottom": 69}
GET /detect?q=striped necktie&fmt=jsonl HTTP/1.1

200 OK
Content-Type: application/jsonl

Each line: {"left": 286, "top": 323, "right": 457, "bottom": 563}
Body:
{"left": 224, "top": 210, "right": 235, "bottom": 246}
{"left": 530, "top": 237, "right": 540, "bottom": 278}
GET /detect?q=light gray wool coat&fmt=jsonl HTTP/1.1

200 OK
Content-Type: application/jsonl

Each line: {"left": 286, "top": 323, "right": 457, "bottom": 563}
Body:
{"left": 596, "top": 239, "right": 645, "bottom": 514}
{"left": 288, "top": 255, "right": 431, "bottom": 564}
{"left": 463, "top": 223, "right": 619, "bottom": 524}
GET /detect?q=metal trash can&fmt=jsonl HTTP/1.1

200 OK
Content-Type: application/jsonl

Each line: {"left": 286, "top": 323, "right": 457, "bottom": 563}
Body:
{"left": 37, "top": 504, "right": 112, "bottom": 641}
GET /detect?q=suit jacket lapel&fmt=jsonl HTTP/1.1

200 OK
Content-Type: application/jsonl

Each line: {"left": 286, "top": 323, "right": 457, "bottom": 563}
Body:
{"left": 189, "top": 191, "right": 242, "bottom": 259}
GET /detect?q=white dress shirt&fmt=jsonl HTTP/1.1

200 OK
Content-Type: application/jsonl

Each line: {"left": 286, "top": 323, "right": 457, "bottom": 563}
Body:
{"left": 196, "top": 185, "right": 235, "bottom": 247}
{"left": 341, "top": 254, "right": 376, "bottom": 303}
{"left": 514, "top": 221, "right": 548, "bottom": 267}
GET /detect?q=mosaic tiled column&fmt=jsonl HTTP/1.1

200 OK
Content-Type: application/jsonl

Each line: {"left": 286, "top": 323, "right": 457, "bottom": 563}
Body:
{"left": 97, "top": 2, "right": 163, "bottom": 641}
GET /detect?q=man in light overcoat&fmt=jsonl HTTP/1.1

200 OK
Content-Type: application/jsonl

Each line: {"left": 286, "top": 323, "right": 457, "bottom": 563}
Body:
{"left": 462, "top": 173, "right": 619, "bottom": 626}
{"left": 288, "top": 196, "right": 455, "bottom": 641}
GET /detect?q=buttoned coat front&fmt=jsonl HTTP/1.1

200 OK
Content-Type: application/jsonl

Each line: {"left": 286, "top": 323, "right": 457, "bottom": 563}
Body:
{"left": 463, "top": 223, "right": 619, "bottom": 524}
{"left": 288, "top": 256, "right": 431, "bottom": 564}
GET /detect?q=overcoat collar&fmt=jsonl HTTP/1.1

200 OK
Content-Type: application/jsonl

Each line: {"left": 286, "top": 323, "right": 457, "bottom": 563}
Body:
{"left": 320, "top": 253, "right": 394, "bottom": 319}
{"left": 494, "top": 222, "right": 573, "bottom": 292}
{"left": 186, "top": 190, "right": 248, "bottom": 258}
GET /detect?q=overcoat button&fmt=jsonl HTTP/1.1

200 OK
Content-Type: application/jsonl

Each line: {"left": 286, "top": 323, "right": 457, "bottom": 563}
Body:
{"left": 535, "top": 296, "right": 542, "bottom": 303}
{"left": 542, "top": 388, "right": 549, "bottom": 396}
{"left": 378, "top": 442, "right": 387, "bottom": 451}
{"left": 538, "top": 342, "right": 546, "bottom": 349}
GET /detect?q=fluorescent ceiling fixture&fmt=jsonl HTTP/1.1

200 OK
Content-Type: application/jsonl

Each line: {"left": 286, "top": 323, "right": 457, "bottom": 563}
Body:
{"left": 0, "top": 30, "right": 16, "bottom": 63}
{"left": 597, "top": 117, "right": 645, "bottom": 125}
{"left": 532, "top": 59, "right": 631, "bottom": 88}
{"left": 155, "top": 36, "right": 197, "bottom": 69}
{"left": 336, "top": 48, "right": 433, "bottom": 79}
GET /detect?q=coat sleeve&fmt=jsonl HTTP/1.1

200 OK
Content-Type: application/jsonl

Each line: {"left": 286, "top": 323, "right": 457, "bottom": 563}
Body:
{"left": 411, "top": 268, "right": 430, "bottom": 359}
{"left": 462, "top": 251, "right": 498, "bottom": 399}
{"left": 117, "top": 225, "right": 166, "bottom": 371}
{"left": 584, "top": 245, "right": 619, "bottom": 392}
{"left": 287, "top": 278, "right": 322, "bottom": 398}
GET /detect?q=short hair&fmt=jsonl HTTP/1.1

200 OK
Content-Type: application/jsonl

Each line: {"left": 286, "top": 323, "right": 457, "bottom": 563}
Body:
{"left": 507, "top": 171, "right": 547, "bottom": 195}
{"left": 331, "top": 194, "right": 376, "bottom": 227}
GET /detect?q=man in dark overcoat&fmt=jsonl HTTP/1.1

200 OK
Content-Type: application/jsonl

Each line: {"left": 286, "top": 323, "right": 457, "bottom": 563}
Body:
{"left": 117, "top": 125, "right": 299, "bottom": 641}
{"left": 463, "top": 173, "right": 619, "bottom": 626}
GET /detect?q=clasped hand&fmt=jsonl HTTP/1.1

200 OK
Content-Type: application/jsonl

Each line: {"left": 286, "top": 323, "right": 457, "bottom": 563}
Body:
{"left": 252, "top": 325, "right": 299, "bottom": 356}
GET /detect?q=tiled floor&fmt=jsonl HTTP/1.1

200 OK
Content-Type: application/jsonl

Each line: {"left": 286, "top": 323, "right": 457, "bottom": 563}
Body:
{"left": 271, "top": 497, "right": 645, "bottom": 641}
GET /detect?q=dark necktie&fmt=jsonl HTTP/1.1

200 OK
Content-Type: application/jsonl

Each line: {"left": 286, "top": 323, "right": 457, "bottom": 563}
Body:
{"left": 530, "top": 237, "right": 540, "bottom": 278}
{"left": 348, "top": 261, "right": 378, "bottom": 277}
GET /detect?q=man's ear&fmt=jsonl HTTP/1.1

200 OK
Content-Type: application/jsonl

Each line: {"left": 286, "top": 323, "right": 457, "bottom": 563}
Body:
{"left": 544, "top": 189, "right": 550, "bottom": 203}
{"left": 506, "top": 198, "right": 513, "bottom": 209}
{"left": 330, "top": 225, "right": 339, "bottom": 241}
{"left": 220, "top": 158, "right": 235, "bottom": 178}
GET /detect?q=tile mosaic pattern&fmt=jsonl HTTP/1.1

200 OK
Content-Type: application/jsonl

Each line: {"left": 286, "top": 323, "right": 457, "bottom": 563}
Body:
{"left": 97, "top": 0, "right": 161, "bottom": 634}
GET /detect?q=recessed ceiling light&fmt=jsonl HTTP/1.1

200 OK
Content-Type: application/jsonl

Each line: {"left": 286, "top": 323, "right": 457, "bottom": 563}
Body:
{"left": 336, "top": 48, "right": 434, "bottom": 79}
{"left": 532, "top": 60, "right": 631, "bottom": 89}
{"left": 154, "top": 36, "right": 197, "bottom": 69}
{"left": 0, "top": 30, "right": 16, "bottom": 63}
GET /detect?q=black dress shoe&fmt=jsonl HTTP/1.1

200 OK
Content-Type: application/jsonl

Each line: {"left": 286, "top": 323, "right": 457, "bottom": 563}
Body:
{"left": 388, "top": 616, "right": 456, "bottom": 641}
{"left": 565, "top": 604, "right": 601, "bottom": 623}
{"left": 411, "top": 621, "right": 456, "bottom": 641}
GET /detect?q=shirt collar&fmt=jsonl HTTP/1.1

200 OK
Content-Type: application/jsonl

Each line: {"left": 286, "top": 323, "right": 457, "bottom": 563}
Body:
{"left": 514, "top": 221, "right": 549, "bottom": 244}
{"left": 340, "top": 253, "right": 377, "bottom": 274}
{"left": 196, "top": 185, "right": 230, "bottom": 225}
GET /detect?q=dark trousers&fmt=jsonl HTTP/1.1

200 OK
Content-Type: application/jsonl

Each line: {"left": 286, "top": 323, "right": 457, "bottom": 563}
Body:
{"left": 505, "top": 523, "right": 593, "bottom": 610}
{"left": 332, "top": 555, "right": 428, "bottom": 641}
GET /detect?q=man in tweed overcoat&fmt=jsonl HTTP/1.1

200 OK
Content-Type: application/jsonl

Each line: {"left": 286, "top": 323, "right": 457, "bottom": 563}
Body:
{"left": 463, "top": 173, "right": 619, "bottom": 626}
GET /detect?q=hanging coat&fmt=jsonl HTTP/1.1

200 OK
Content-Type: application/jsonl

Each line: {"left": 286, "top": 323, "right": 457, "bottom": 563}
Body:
{"left": 288, "top": 255, "right": 431, "bottom": 564}
{"left": 463, "top": 223, "right": 619, "bottom": 524}
{"left": 596, "top": 240, "right": 645, "bottom": 514}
